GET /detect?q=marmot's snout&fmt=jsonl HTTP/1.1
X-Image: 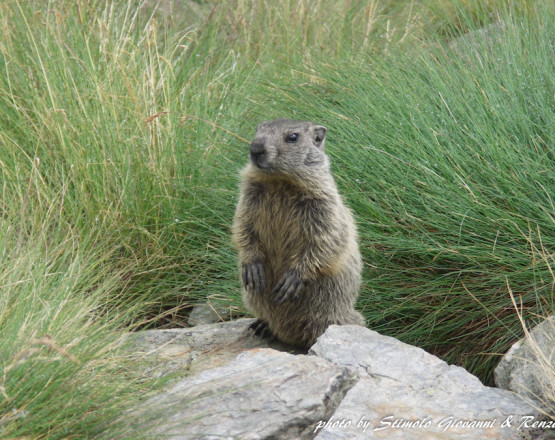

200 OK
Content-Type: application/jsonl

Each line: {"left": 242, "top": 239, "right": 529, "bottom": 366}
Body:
{"left": 250, "top": 139, "right": 270, "bottom": 169}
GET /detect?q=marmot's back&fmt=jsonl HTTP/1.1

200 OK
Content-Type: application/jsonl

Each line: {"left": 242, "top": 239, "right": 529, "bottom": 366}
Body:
{"left": 232, "top": 119, "right": 363, "bottom": 348}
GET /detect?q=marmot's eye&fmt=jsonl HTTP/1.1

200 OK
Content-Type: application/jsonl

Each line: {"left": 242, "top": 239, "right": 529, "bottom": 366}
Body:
{"left": 286, "top": 133, "right": 299, "bottom": 143}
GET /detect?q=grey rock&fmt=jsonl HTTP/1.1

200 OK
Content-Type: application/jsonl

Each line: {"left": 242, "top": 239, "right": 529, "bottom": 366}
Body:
{"left": 495, "top": 316, "right": 555, "bottom": 411}
{"left": 129, "top": 348, "right": 358, "bottom": 440}
{"left": 310, "top": 325, "right": 539, "bottom": 440}
{"left": 448, "top": 21, "right": 507, "bottom": 54}
{"left": 126, "top": 318, "right": 299, "bottom": 377}
{"left": 187, "top": 302, "right": 228, "bottom": 326}
{"left": 122, "top": 320, "right": 552, "bottom": 439}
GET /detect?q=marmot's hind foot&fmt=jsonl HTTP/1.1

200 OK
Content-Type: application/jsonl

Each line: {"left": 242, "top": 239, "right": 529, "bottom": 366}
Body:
{"left": 249, "top": 319, "right": 276, "bottom": 343}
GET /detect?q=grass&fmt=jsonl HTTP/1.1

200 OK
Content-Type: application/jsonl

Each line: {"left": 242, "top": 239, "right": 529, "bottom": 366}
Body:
{"left": 0, "top": 0, "right": 553, "bottom": 437}
{"left": 0, "top": 219, "right": 163, "bottom": 438}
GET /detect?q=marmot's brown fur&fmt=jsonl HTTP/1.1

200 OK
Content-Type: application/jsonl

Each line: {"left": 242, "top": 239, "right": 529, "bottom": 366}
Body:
{"left": 232, "top": 118, "right": 364, "bottom": 348}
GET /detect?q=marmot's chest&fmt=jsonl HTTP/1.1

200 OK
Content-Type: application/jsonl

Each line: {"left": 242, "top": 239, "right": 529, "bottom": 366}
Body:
{"left": 249, "top": 184, "right": 314, "bottom": 257}
{"left": 255, "top": 190, "right": 304, "bottom": 235}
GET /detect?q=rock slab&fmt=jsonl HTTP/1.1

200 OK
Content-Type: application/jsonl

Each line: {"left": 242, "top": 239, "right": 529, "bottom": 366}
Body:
{"left": 310, "top": 325, "right": 540, "bottom": 439}
{"left": 130, "top": 348, "right": 358, "bottom": 440}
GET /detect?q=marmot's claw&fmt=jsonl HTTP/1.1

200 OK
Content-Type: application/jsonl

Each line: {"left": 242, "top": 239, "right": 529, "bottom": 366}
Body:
{"left": 242, "top": 261, "right": 266, "bottom": 296}
{"left": 256, "top": 262, "right": 267, "bottom": 295}
{"left": 249, "top": 318, "right": 265, "bottom": 333}
{"left": 272, "top": 271, "right": 304, "bottom": 304}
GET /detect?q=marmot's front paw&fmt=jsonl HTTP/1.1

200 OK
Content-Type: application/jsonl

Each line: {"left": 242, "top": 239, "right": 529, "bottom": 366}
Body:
{"left": 242, "top": 261, "right": 266, "bottom": 296}
{"left": 272, "top": 270, "right": 304, "bottom": 304}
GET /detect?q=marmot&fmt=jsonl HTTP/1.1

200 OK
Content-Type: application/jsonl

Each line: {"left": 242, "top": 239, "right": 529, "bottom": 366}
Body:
{"left": 232, "top": 118, "right": 364, "bottom": 348}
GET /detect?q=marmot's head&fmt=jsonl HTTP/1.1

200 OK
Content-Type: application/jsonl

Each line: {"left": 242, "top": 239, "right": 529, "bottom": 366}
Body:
{"left": 248, "top": 119, "right": 328, "bottom": 176}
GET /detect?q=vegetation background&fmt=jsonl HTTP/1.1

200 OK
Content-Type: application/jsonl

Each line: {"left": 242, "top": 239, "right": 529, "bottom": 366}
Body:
{"left": 0, "top": 0, "right": 553, "bottom": 437}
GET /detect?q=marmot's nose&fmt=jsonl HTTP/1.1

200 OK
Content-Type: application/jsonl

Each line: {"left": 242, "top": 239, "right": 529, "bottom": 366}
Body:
{"left": 250, "top": 141, "right": 266, "bottom": 163}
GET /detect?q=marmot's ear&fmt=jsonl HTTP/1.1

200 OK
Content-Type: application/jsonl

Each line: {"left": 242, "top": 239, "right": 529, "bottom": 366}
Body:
{"left": 313, "top": 125, "right": 327, "bottom": 149}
